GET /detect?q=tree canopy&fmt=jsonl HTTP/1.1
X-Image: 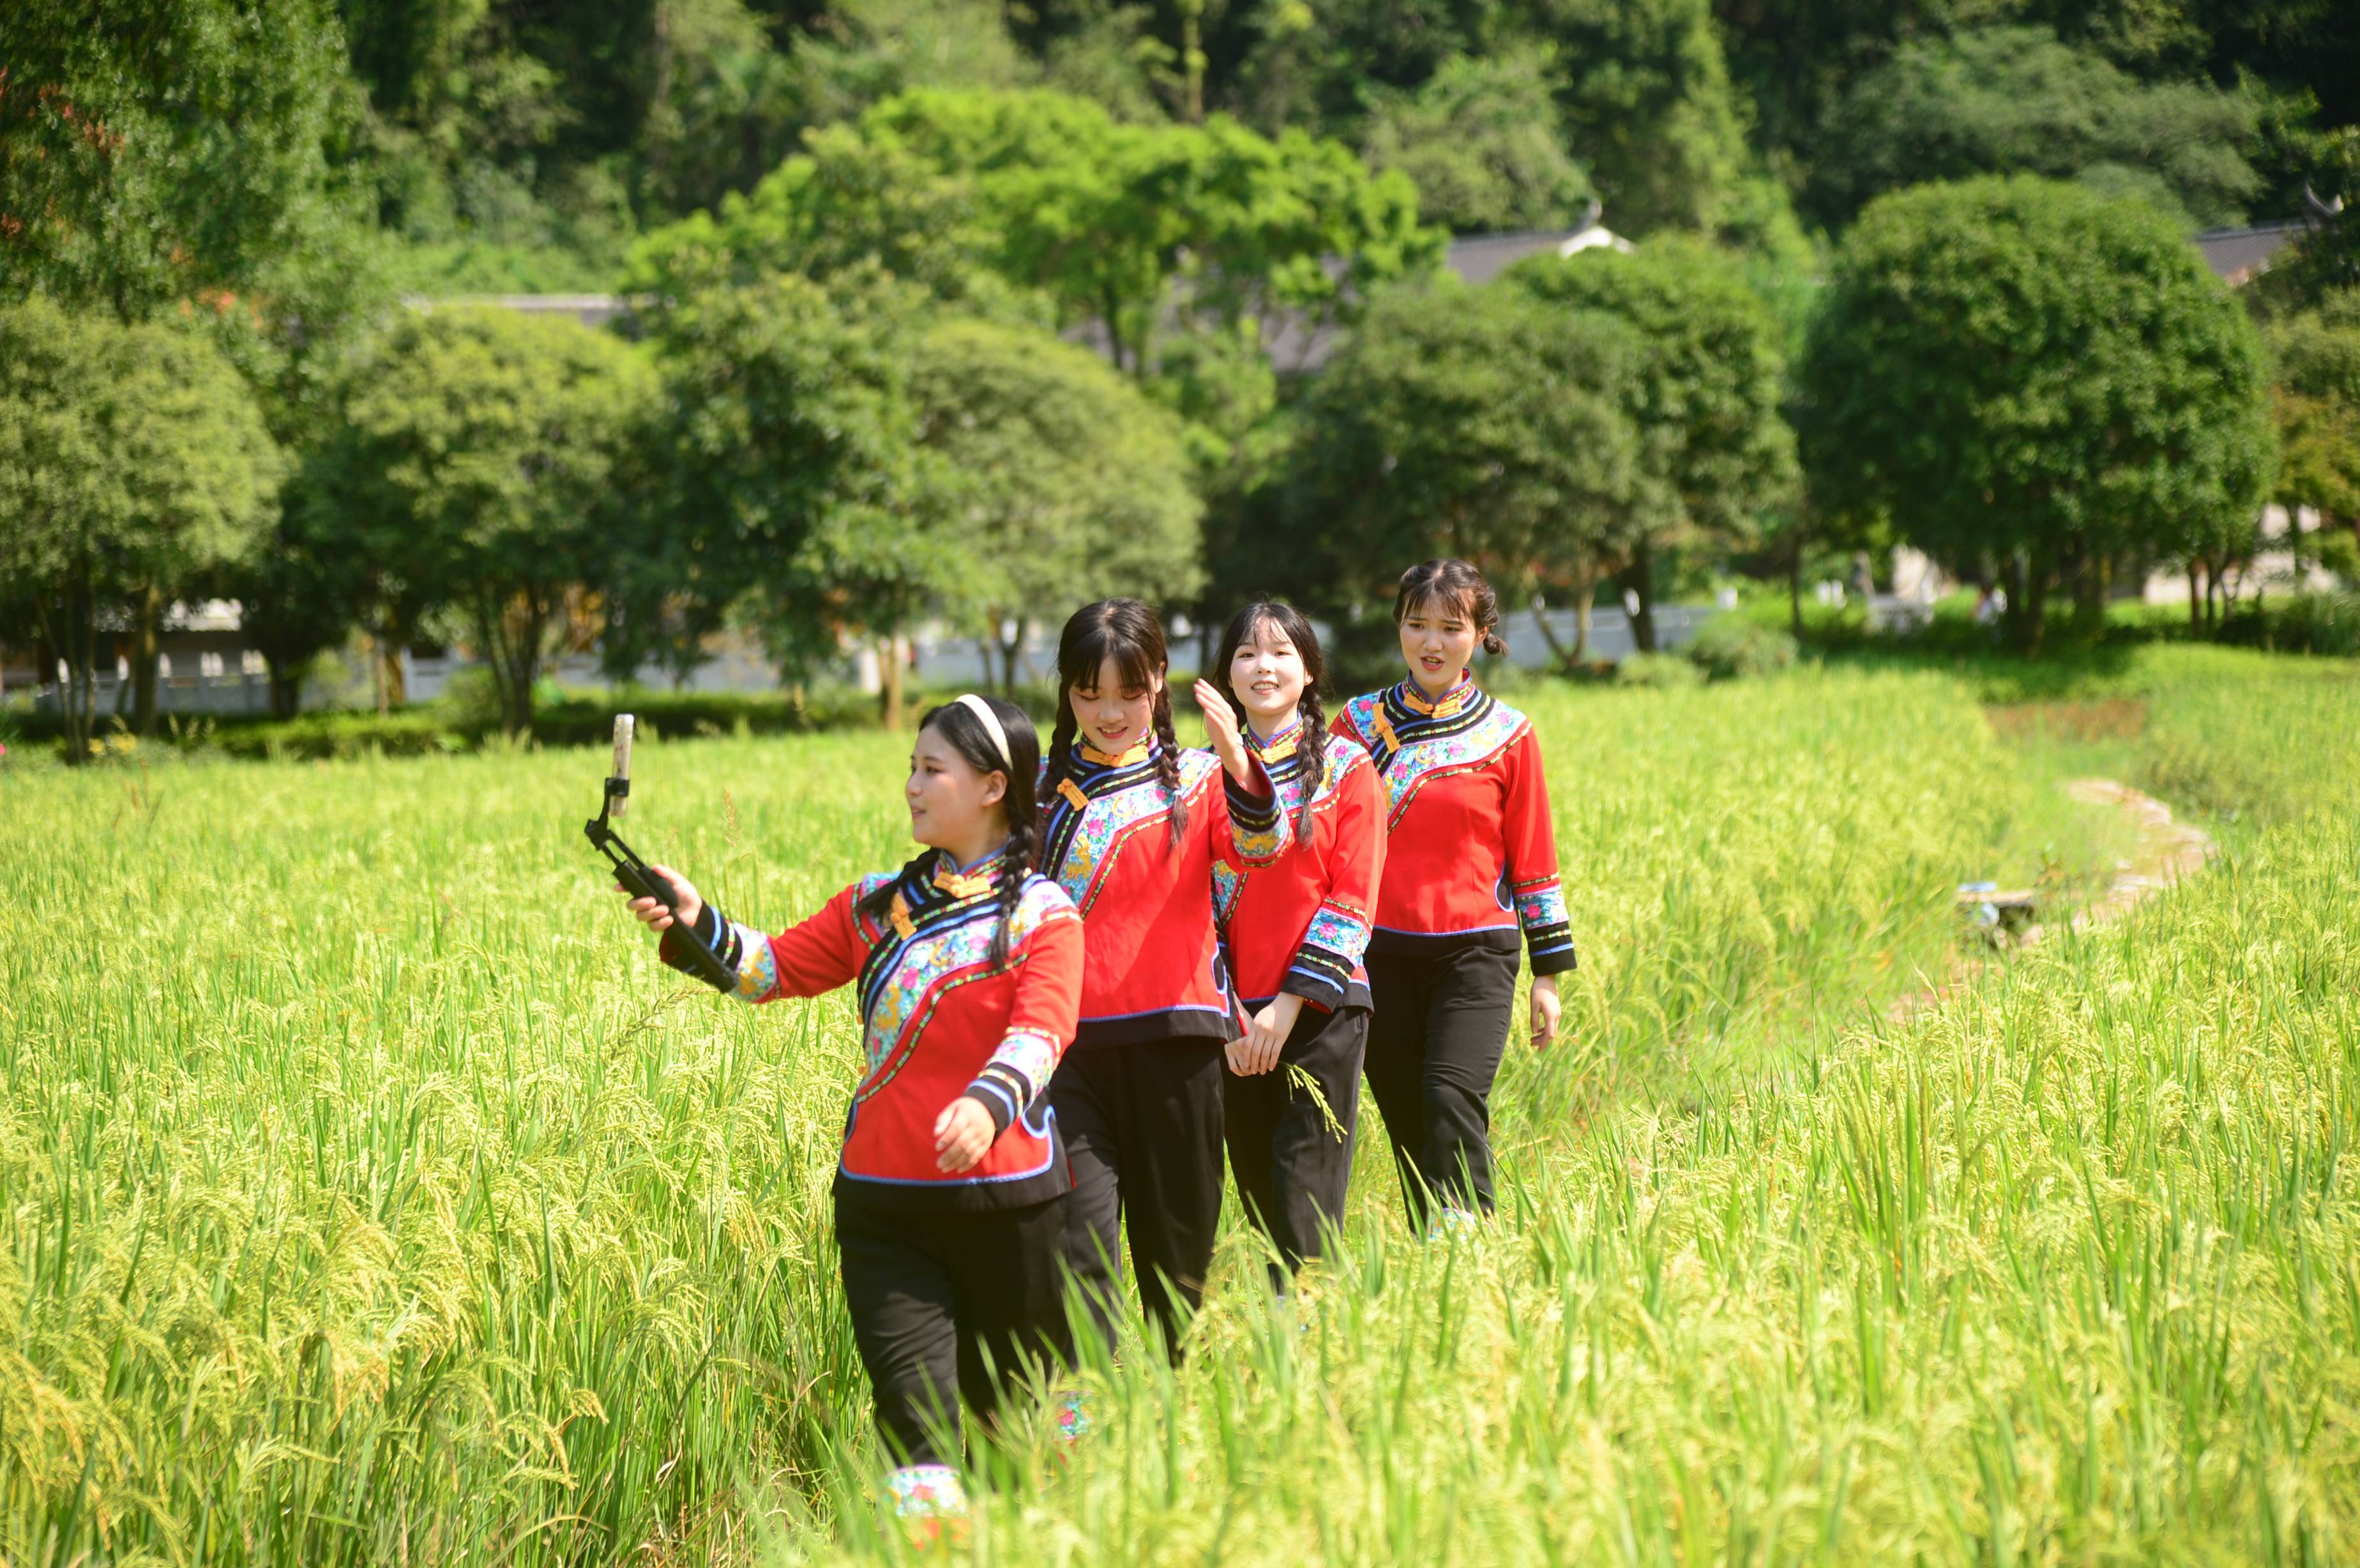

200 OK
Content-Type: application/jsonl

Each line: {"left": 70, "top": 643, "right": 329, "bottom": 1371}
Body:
{"left": 629, "top": 87, "right": 1442, "bottom": 373}
{"left": 1503, "top": 236, "right": 1799, "bottom": 645}
{"left": 0, "top": 0, "right": 372, "bottom": 322}
{"left": 1809, "top": 26, "right": 2262, "bottom": 232}
{"left": 2267, "top": 292, "right": 2360, "bottom": 552}
{"left": 909, "top": 317, "right": 1202, "bottom": 688}
{"left": 1361, "top": 55, "right": 1594, "bottom": 235}
{"left": 0, "top": 298, "right": 282, "bottom": 758}
{"left": 1287, "top": 280, "right": 1649, "bottom": 661}
{"left": 1799, "top": 175, "right": 2276, "bottom": 652}
{"left": 306, "top": 305, "right": 657, "bottom": 733}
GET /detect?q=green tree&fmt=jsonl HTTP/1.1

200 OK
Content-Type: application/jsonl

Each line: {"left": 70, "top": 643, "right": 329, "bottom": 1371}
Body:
{"left": 2266, "top": 292, "right": 2360, "bottom": 575}
{"left": 1809, "top": 26, "right": 2262, "bottom": 231}
{"left": 1230, "top": 0, "right": 1499, "bottom": 136}
{"left": 0, "top": 299, "right": 282, "bottom": 761}
{"left": 312, "top": 306, "right": 657, "bottom": 734}
{"left": 642, "top": 271, "right": 958, "bottom": 725}
{"left": 1518, "top": 0, "right": 1806, "bottom": 262}
{"left": 628, "top": 87, "right": 1442, "bottom": 374}
{"left": 3, "top": 0, "right": 379, "bottom": 724}
{"left": 1361, "top": 54, "right": 1594, "bottom": 233}
{"left": 1288, "top": 280, "right": 1651, "bottom": 667}
{"left": 1799, "top": 175, "right": 2276, "bottom": 654}
{"left": 1503, "top": 235, "right": 1799, "bottom": 650}
{"left": 0, "top": 0, "right": 370, "bottom": 320}
{"left": 909, "top": 317, "right": 1203, "bottom": 690}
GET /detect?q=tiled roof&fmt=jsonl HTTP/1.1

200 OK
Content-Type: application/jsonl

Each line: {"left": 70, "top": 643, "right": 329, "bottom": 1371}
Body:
{"left": 2192, "top": 222, "right": 2307, "bottom": 286}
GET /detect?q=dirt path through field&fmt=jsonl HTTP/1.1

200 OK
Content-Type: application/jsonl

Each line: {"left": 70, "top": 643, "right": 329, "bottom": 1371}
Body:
{"left": 2045, "top": 778, "right": 2216, "bottom": 937}
{"left": 1893, "top": 778, "right": 2214, "bottom": 1020}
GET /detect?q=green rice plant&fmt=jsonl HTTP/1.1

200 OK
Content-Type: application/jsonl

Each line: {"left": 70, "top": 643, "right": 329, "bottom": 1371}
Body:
{"left": 2, "top": 661, "right": 2350, "bottom": 1564}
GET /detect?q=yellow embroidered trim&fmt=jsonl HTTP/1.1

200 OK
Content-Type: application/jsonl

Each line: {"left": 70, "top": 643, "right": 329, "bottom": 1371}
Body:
{"left": 1078, "top": 737, "right": 1153, "bottom": 768}
{"left": 1057, "top": 778, "right": 1090, "bottom": 811}
{"left": 933, "top": 864, "right": 994, "bottom": 900}
{"left": 1253, "top": 723, "right": 1301, "bottom": 762}
{"left": 1398, "top": 677, "right": 1472, "bottom": 718}
{"left": 888, "top": 893, "right": 915, "bottom": 939}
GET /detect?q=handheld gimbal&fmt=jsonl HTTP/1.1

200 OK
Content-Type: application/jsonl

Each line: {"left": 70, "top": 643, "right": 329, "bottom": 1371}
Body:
{"left": 585, "top": 714, "right": 736, "bottom": 990}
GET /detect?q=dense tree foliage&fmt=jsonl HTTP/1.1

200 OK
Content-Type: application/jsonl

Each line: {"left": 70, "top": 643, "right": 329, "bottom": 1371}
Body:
{"left": 305, "top": 306, "right": 657, "bottom": 733}
{"left": 6, "top": 0, "right": 2349, "bottom": 718}
{"left": 0, "top": 299, "right": 282, "bottom": 758}
{"left": 89, "top": 0, "right": 2306, "bottom": 297}
{"left": 635, "top": 273, "right": 959, "bottom": 724}
{"left": 1287, "top": 281, "right": 1651, "bottom": 663}
{"left": 2267, "top": 292, "right": 2360, "bottom": 568}
{"left": 909, "top": 318, "right": 1202, "bottom": 688}
{"left": 630, "top": 87, "right": 1440, "bottom": 372}
{"left": 1799, "top": 176, "right": 2276, "bottom": 653}
{"left": 0, "top": 0, "right": 374, "bottom": 322}
{"left": 1809, "top": 26, "right": 2261, "bottom": 231}
{"left": 1360, "top": 55, "right": 1594, "bottom": 234}
{"left": 1503, "top": 237, "right": 1799, "bottom": 649}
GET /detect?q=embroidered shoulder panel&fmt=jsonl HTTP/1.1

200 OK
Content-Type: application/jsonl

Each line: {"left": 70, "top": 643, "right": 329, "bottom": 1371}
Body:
{"left": 850, "top": 870, "right": 1076, "bottom": 1104}
{"left": 1040, "top": 749, "right": 1214, "bottom": 913}
{"left": 1360, "top": 688, "right": 1528, "bottom": 825}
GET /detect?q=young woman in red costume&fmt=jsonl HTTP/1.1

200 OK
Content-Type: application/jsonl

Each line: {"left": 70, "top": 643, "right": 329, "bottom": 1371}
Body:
{"left": 1333, "top": 559, "right": 1575, "bottom": 1228}
{"left": 1038, "top": 598, "right": 1289, "bottom": 1359}
{"left": 1211, "top": 601, "right": 1385, "bottom": 1286}
{"left": 617, "top": 693, "right": 1078, "bottom": 1523}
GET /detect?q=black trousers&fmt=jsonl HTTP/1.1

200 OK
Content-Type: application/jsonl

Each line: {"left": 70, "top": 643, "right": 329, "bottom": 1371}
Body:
{"left": 1363, "top": 944, "right": 1521, "bottom": 1222}
{"left": 1050, "top": 1040, "right": 1226, "bottom": 1362}
{"left": 835, "top": 1190, "right": 1072, "bottom": 1468}
{"left": 1223, "top": 1002, "right": 1368, "bottom": 1285}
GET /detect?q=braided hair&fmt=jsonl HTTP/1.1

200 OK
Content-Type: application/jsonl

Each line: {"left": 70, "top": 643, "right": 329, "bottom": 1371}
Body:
{"left": 857, "top": 695, "right": 1042, "bottom": 969}
{"left": 1045, "top": 599, "right": 1187, "bottom": 850}
{"left": 1213, "top": 599, "right": 1328, "bottom": 839}
{"left": 1396, "top": 557, "right": 1509, "bottom": 657}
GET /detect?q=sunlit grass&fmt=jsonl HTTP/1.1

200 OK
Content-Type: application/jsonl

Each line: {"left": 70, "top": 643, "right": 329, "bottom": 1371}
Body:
{"left": 2, "top": 651, "right": 2352, "bottom": 1564}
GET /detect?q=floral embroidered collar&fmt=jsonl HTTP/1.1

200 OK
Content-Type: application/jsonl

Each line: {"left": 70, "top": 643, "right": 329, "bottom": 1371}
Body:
{"left": 1397, "top": 673, "right": 1478, "bottom": 718}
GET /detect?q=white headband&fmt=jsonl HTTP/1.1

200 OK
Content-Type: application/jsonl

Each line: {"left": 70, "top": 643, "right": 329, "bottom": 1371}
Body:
{"left": 954, "top": 693, "right": 1013, "bottom": 771}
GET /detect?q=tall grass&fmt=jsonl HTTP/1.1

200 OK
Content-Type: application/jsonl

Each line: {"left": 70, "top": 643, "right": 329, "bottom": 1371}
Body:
{"left": 2, "top": 658, "right": 2350, "bottom": 1563}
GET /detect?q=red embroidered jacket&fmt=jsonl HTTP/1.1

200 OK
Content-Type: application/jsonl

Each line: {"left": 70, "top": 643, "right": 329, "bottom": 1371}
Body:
{"left": 1332, "top": 674, "right": 1577, "bottom": 976}
{"left": 1039, "top": 739, "right": 1290, "bottom": 1046}
{"left": 662, "top": 853, "right": 1084, "bottom": 1209}
{"left": 1213, "top": 720, "right": 1385, "bottom": 1013}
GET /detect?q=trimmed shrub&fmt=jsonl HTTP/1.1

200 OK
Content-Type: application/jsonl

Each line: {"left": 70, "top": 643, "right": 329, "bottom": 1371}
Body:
{"left": 1686, "top": 614, "right": 1801, "bottom": 680}
{"left": 1616, "top": 652, "right": 1705, "bottom": 689}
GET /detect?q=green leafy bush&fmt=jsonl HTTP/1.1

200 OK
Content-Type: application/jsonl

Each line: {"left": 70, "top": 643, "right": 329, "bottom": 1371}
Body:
{"left": 1686, "top": 614, "right": 1800, "bottom": 679}
{"left": 1615, "top": 651, "right": 1704, "bottom": 688}
{"left": 2217, "top": 592, "right": 2360, "bottom": 657}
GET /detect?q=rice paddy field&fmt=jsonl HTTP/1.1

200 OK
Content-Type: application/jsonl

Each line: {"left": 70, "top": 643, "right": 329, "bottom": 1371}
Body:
{"left": 3, "top": 645, "right": 2356, "bottom": 1565}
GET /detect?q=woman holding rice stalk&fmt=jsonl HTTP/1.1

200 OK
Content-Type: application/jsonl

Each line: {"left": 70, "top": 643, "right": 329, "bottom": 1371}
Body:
{"left": 1210, "top": 600, "right": 1385, "bottom": 1288}
{"left": 614, "top": 693, "right": 1078, "bottom": 1528}
{"left": 1335, "top": 558, "right": 1577, "bottom": 1232}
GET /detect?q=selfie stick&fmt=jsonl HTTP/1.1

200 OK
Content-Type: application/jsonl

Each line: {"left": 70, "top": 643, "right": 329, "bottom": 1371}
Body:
{"left": 584, "top": 714, "right": 736, "bottom": 989}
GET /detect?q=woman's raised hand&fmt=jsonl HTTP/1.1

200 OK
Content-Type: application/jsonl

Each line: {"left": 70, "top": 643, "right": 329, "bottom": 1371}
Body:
{"left": 1194, "top": 679, "right": 1253, "bottom": 784}
{"left": 619, "top": 863, "right": 704, "bottom": 934}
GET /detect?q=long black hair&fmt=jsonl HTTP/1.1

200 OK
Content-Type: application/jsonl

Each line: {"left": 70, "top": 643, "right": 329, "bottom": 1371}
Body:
{"left": 1213, "top": 599, "right": 1326, "bottom": 838}
{"left": 857, "top": 694, "right": 1041, "bottom": 968}
{"left": 1396, "top": 557, "right": 1508, "bottom": 657}
{"left": 1043, "top": 598, "right": 1186, "bottom": 850}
